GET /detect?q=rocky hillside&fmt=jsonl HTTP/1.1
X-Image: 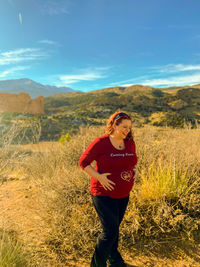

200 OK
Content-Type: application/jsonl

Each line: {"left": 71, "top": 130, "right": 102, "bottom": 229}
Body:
{"left": 45, "top": 84, "right": 200, "bottom": 127}
{"left": 0, "top": 78, "right": 75, "bottom": 98}
{"left": 0, "top": 92, "right": 44, "bottom": 114}
{"left": 1, "top": 84, "right": 200, "bottom": 143}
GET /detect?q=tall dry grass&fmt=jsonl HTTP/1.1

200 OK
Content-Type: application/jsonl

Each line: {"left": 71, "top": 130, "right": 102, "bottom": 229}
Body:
{"left": 18, "top": 125, "right": 200, "bottom": 264}
{"left": 0, "top": 124, "right": 34, "bottom": 266}
{"left": 0, "top": 229, "right": 28, "bottom": 267}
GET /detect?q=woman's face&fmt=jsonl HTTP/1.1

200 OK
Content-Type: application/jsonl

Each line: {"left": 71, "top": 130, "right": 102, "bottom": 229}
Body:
{"left": 113, "top": 119, "right": 132, "bottom": 139}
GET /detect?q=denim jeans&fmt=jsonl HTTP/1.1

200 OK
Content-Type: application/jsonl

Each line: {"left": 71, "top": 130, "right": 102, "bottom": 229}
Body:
{"left": 90, "top": 195, "right": 129, "bottom": 267}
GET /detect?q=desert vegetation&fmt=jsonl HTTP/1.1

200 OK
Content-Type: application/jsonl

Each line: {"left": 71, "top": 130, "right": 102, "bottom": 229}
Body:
{"left": 0, "top": 124, "right": 199, "bottom": 266}
{"left": 0, "top": 229, "right": 28, "bottom": 267}
{"left": 1, "top": 85, "right": 200, "bottom": 146}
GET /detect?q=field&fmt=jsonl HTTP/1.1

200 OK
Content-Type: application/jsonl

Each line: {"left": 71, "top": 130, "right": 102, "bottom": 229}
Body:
{"left": 0, "top": 125, "right": 200, "bottom": 266}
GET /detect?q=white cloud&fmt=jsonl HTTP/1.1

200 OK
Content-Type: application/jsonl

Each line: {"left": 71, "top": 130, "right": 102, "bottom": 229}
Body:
{"left": 110, "top": 64, "right": 200, "bottom": 88}
{"left": 38, "top": 39, "right": 58, "bottom": 45}
{"left": 19, "top": 13, "right": 22, "bottom": 24}
{"left": 135, "top": 74, "right": 200, "bottom": 87}
{"left": 42, "top": 1, "right": 69, "bottom": 15}
{"left": 0, "top": 48, "right": 48, "bottom": 65}
{"left": 60, "top": 73, "right": 104, "bottom": 84}
{"left": 59, "top": 67, "right": 109, "bottom": 85}
{"left": 151, "top": 64, "right": 200, "bottom": 74}
{"left": 0, "top": 66, "right": 29, "bottom": 78}
{"left": 110, "top": 75, "right": 149, "bottom": 87}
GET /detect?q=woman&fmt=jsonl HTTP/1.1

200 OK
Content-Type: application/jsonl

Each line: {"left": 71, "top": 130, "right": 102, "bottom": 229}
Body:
{"left": 79, "top": 111, "right": 138, "bottom": 267}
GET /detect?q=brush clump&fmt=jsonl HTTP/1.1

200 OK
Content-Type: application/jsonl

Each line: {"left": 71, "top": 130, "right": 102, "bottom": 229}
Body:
{"left": 18, "top": 125, "right": 200, "bottom": 263}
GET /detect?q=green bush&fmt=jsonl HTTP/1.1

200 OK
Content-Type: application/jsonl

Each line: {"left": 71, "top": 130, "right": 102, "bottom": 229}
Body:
{"left": 59, "top": 133, "right": 70, "bottom": 145}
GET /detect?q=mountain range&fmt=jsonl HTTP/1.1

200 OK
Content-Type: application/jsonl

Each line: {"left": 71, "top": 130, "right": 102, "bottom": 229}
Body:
{"left": 1, "top": 80, "right": 200, "bottom": 142}
{"left": 0, "top": 78, "right": 75, "bottom": 98}
{"left": 44, "top": 83, "right": 200, "bottom": 128}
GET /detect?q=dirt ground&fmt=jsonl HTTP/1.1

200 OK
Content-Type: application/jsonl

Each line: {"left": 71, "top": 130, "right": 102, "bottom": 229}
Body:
{"left": 0, "top": 175, "right": 200, "bottom": 267}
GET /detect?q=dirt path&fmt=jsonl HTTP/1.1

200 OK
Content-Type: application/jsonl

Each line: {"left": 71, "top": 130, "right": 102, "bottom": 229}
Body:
{"left": 0, "top": 176, "right": 91, "bottom": 266}
{"left": 0, "top": 177, "right": 43, "bottom": 251}
{"left": 0, "top": 177, "right": 200, "bottom": 267}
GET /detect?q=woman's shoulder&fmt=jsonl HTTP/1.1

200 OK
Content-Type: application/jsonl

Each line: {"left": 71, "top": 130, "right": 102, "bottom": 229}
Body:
{"left": 90, "top": 134, "right": 109, "bottom": 146}
{"left": 125, "top": 138, "right": 136, "bottom": 148}
{"left": 93, "top": 134, "right": 109, "bottom": 145}
{"left": 98, "top": 134, "right": 109, "bottom": 141}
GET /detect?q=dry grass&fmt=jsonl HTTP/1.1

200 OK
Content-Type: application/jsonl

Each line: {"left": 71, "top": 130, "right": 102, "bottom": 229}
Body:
{"left": 0, "top": 229, "right": 28, "bottom": 267}
{"left": 0, "top": 125, "right": 200, "bottom": 266}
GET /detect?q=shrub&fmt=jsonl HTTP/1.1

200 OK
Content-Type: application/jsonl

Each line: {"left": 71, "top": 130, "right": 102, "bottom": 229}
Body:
{"left": 0, "top": 229, "right": 28, "bottom": 267}
{"left": 59, "top": 133, "right": 70, "bottom": 145}
{"left": 21, "top": 125, "right": 200, "bottom": 263}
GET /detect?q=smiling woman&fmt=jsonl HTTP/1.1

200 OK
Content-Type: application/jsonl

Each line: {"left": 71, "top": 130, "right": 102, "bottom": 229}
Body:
{"left": 79, "top": 111, "right": 138, "bottom": 267}
{"left": 107, "top": 112, "right": 132, "bottom": 149}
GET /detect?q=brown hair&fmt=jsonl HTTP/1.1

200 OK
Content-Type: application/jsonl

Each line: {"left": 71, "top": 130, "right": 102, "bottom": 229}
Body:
{"left": 105, "top": 111, "right": 133, "bottom": 140}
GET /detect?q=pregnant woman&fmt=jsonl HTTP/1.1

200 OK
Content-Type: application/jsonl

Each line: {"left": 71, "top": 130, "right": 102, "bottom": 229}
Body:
{"left": 79, "top": 111, "right": 138, "bottom": 267}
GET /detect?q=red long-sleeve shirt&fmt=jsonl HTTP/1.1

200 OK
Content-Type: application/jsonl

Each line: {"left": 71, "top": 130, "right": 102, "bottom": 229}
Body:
{"left": 79, "top": 134, "right": 137, "bottom": 199}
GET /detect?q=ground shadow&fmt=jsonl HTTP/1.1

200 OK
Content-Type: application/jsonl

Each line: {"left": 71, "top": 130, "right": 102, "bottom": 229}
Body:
{"left": 132, "top": 237, "right": 200, "bottom": 263}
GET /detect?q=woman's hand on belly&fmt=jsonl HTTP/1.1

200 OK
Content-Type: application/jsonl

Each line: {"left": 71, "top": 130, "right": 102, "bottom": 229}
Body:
{"left": 97, "top": 173, "right": 115, "bottom": 191}
{"left": 83, "top": 165, "right": 115, "bottom": 191}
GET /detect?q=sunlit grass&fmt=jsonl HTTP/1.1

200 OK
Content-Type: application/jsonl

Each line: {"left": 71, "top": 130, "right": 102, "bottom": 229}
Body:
{"left": 1, "top": 125, "right": 200, "bottom": 265}
{"left": 16, "top": 125, "right": 200, "bottom": 263}
{"left": 0, "top": 230, "right": 28, "bottom": 267}
{"left": 138, "top": 163, "right": 190, "bottom": 201}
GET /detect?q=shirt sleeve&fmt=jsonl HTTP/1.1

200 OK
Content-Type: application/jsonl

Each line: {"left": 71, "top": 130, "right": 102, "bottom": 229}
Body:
{"left": 79, "top": 137, "right": 102, "bottom": 170}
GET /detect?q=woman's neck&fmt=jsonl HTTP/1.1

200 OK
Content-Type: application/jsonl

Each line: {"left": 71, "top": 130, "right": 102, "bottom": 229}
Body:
{"left": 110, "top": 134, "right": 123, "bottom": 142}
{"left": 109, "top": 134, "right": 125, "bottom": 150}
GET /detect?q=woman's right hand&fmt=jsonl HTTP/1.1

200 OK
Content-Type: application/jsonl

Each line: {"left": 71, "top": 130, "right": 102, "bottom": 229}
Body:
{"left": 83, "top": 166, "right": 115, "bottom": 191}
{"left": 97, "top": 173, "right": 115, "bottom": 191}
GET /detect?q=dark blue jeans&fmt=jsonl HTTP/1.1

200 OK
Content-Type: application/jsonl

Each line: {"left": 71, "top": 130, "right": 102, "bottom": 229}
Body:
{"left": 91, "top": 195, "right": 129, "bottom": 267}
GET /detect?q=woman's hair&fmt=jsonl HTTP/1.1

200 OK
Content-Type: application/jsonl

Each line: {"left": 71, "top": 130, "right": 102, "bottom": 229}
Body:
{"left": 105, "top": 111, "right": 133, "bottom": 140}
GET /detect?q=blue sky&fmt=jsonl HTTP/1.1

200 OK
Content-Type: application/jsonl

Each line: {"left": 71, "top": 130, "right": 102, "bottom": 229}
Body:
{"left": 1, "top": 0, "right": 200, "bottom": 92}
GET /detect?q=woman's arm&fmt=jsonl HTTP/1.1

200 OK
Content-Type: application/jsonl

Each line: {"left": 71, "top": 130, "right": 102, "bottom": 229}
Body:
{"left": 84, "top": 165, "right": 115, "bottom": 191}
{"left": 79, "top": 137, "right": 115, "bottom": 191}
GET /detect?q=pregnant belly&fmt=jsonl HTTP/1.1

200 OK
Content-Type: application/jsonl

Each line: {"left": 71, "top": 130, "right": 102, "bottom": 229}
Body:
{"left": 107, "top": 170, "right": 134, "bottom": 198}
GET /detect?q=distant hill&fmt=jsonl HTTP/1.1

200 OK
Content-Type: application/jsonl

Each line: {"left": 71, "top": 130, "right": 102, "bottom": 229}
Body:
{"left": 0, "top": 78, "right": 75, "bottom": 98}
{"left": 1, "top": 83, "right": 200, "bottom": 143}
{"left": 45, "top": 84, "right": 200, "bottom": 127}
